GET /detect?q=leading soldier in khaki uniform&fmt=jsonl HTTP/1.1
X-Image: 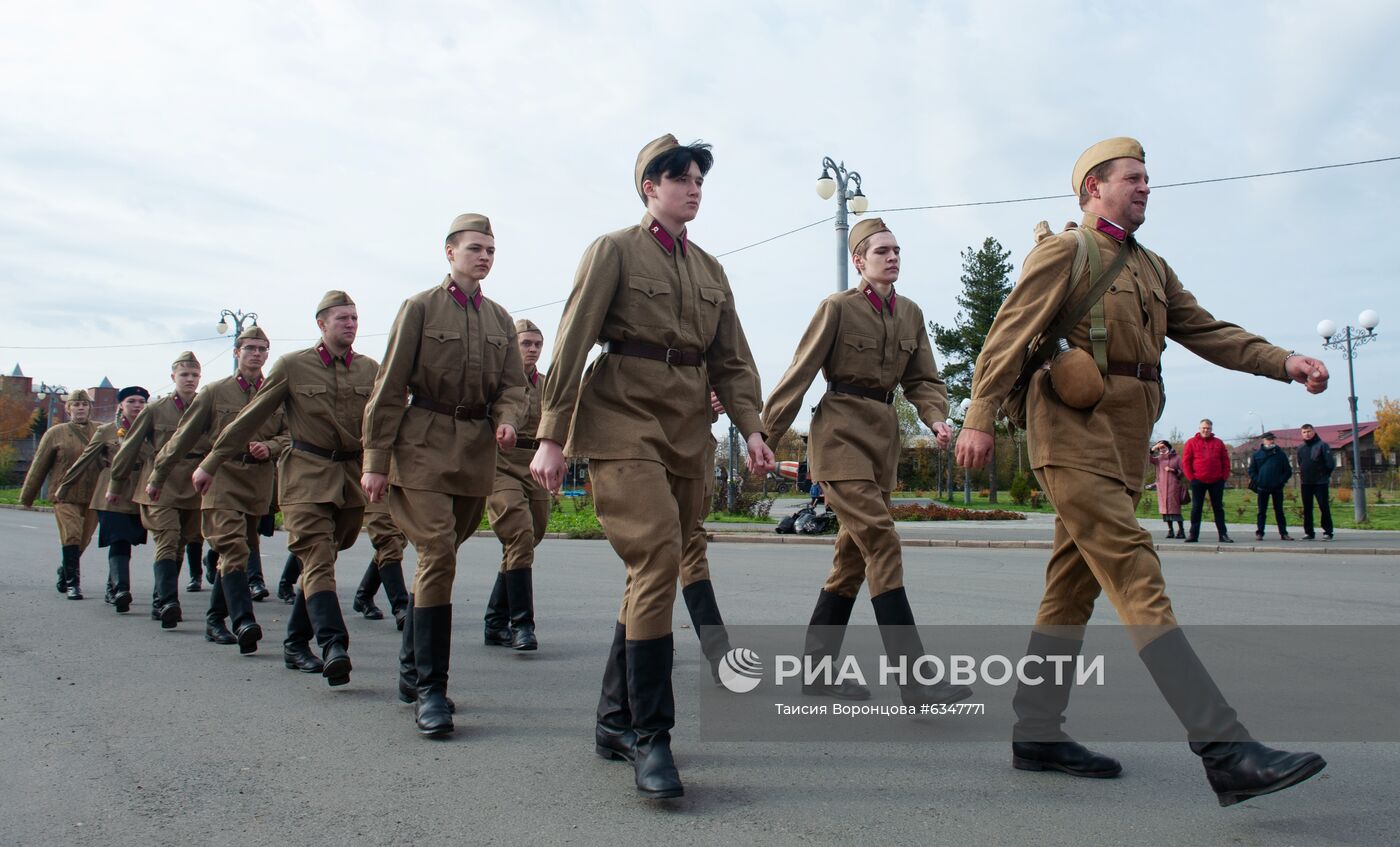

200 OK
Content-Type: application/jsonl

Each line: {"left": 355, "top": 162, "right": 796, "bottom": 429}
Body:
{"left": 762, "top": 218, "right": 969, "bottom": 709}
{"left": 58, "top": 386, "right": 151, "bottom": 611}
{"left": 107, "top": 352, "right": 204, "bottom": 628}
{"left": 956, "top": 137, "right": 1329, "bottom": 806}
{"left": 483, "top": 318, "right": 551, "bottom": 651}
{"left": 198, "top": 292, "right": 375, "bottom": 686}
{"left": 20, "top": 388, "right": 100, "bottom": 599}
{"left": 361, "top": 213, "right": 526, "bottom": 737}
{"left": 531, "top": 135, "right": 772, "bottom": 800}
{"left": 147, "top": 326, "right": 287, "bottom": 654}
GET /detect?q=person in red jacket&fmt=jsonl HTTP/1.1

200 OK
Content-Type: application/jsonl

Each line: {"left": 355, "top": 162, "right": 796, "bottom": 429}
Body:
{"left": 1180, "top": 419, "right": 1234, "bottom": 543}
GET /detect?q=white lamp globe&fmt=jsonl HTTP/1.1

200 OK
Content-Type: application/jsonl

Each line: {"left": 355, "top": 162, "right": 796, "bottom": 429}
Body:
{"left": 1316, "top": 319, "right": 1336, "bottom": 339}
{"left": 1359, "top": 309, "right": 1380, "bottom": 331}
{"left": 815, "top": 175, "right": 836, "bottom": 200}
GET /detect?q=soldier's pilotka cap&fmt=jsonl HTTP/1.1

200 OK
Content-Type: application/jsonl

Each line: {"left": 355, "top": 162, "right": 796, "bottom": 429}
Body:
{"left": 514, "top": 318, "right": 542, "bottom": 336}
{"left": 171, "top": 350, "right": 200, "bottom": 370}
{"left": 65, "top": 388, "right": 92, "bottom": 404}
{"left": 1072, "top": 137, "right": 1145, "bottom": 194}
{"left": 849, "top": 217, "right": 892, "bottom": 252}
{"left": 117, "top": 386, "right": 150, "bottom": 402}
{"left": 316, "top": 290, "right": 355, "bottom": 315}
{"left": 446, "top": 213, "right": 493, "bottom": 242}
{"left": 635, "top": 133, "right": 680, "bottom": 202}
{"left": 236, "top": 325, "right": 270, "bottom": 346}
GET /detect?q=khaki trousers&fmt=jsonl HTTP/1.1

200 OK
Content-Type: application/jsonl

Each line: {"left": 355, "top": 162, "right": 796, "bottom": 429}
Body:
{"left": 1033, "top": 465, "right": 1177, "bottom": 648}
{"left": 54, "top": 503, "right": 97, "bottom": 550}
{"left": 202, "top": 509, "right": 259, "bottom": 575}
{"left": 678, "top": 464, "right": 715, "bottom": 587}
{"left": 590, "top": 459, "right": 706, "bottom": 640}
{"left": 486, "top": 487, "right": 549, "bottom": 573}
{"left": 141, "top": 504, "right": 202, "bottom": 562}
{"left": 820, "top": 479, "right": 903, "bottom": 599}
{"left": 365, "top": 509, "right": 406, "bottom": 565}
{"left": 389, "top": 485, "right": 484, "bottom": 607}
{"left": 282, "top": 503, "right": 364, "bottom": 596}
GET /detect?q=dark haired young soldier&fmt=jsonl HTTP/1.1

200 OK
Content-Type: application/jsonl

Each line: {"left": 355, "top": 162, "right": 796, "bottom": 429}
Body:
{"left": 532, "top": 135, "right": 772, "bottom": 800}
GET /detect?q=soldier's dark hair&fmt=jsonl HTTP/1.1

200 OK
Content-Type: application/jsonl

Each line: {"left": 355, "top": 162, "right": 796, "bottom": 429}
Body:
{"left": 642, "top": 142, "right": 714, "bottom": 196}
{"left": 1077, "top": 160, "right": 1119, "bottom": 208}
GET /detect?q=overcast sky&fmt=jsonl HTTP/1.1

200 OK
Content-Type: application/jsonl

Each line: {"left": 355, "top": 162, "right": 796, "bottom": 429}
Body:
{"left": 2, "top": 1, "right": 1396, "bottom": 446}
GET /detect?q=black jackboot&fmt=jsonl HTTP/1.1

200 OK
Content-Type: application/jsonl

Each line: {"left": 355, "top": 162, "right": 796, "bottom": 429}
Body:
{"left": 378, "top": 561, "right": 410, "bottom": 631}
{"left": 595, "top": 622, "right": 635, "bottom": 762}
{"left": 483, "top": 572, "right": 511, "bottom": 645}
{"left": 1140, "top": 628, "right": 1326, "bottom": 807}
{"left": 801, "top": 590, "right": 870, "bottom": 699}
{"left": 681, "top": 579, "right": 729, "bottom": 683}
{"left": 277, "top": 554, "right": 300, "bottom": 604}
{"left": 185, "top": 542, "right": 203, "bottom": 591}
{"left": 625, "top": 634, "right": 683, "bottom": 799}
{"left": 203, "top": 548, "right": 219, "bottom": 585}
{"left": 870, "top": 587, "right": 973, "bottom": 707}
{"left": 396, "top": 596, "right": 458, "bottom": 712}
{"left": 283, "top": 590, "right": 323, "bottom": 673}
{"left": 352, "top": 562, "right": 385, "bottom": 620}
{"left": 413, "top": 604, "right": 455, "bottom": 736}
{"left": 247, "top": 548, "right": 270, "bottom": 601}
{"left": 505, "top": 568, "right": 538, "bottom": 651}
{"left": 306, "top": 590, "right": 352, "bottom": 686}
{"left": 108, "top": 545, "right": 133, "bottom": 614}
{"left": 61, "top": 545, "right": 83, "bottom": 600}
{"left": 1010, "top": 630, "right": 1122, "bottom": 778}
{"left": 151, "top": 559, "right": 182, "bottom": 629}
{"left": 204, "top": 573, "right": 236, "bottom": 644}
{"left": 221, "top": 569, "right": 262, "bottom": 654}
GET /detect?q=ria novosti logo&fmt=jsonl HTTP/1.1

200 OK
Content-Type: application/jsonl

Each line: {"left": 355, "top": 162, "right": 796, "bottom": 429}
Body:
{"left": 717, "top": 648, "right": 763, "bottom": 693}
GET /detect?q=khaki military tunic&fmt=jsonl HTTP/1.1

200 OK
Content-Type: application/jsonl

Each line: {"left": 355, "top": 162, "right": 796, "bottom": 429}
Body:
{"left": 964, "top": 213, "right": 1292, "bottom": 636}
{"left": 149, "top": 373, "right": 288, "bottom": 575}
{"left": 538, "top": 215, "right": 765, "bottom": 639}
{"left": 763, "top": 284, "right": 949, "bottom": 599}
{"left": 59, "top": 420, "right": 148, "bottom": 516}
{"left": 487, "top": 368, "right": 551, "bottom": 573}
{"left": 109, "top": 394, "right": 204, "bottom": 561}
{"left": 21, "top": 420, "right": 99, "bottom": 548}
{"left": 362, "top": 277, "right": 527, "bottom": 606}
{"left": 203, "top": 344, "right": 377, "bottom": 595}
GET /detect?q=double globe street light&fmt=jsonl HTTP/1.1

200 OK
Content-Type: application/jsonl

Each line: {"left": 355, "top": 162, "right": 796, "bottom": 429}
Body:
{"left": 216, "top": 308, "right": 258, "bottom": 371}
{"left": 816, "top": 158, "right": 869, "bottom": 292}
{"left": 1317, "top": 309, "right": 1380, "bottom": 523}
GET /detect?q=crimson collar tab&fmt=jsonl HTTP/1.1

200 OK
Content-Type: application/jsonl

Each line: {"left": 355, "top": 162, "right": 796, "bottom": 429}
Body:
{"left": 1096, "top": 216, "right": 1127, "bottom": 242}
{"left": 447, "top": 280, "right": 483, "bottom": 311}
{"left": 236, "top": 374, "right": 264, "bottom": 393}
{"left": 528, "top": 369, "right": 540, "bottom": 387}
{"left": 863, "top": 284, "right": 896, "bottom": 315}
{"left": 173, "top": 395, "right": 187, "bottom": 412}
{"left": 647, "top": 220, "right": 688, "bottom": 257}
{"left": 316, "top": 342, "right": 354, "bottom": 367}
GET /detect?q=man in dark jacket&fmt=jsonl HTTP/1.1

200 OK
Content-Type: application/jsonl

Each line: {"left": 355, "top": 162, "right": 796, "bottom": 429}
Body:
{"left": 1181, "top": 419, "right": 1234, "bottom": 543}
{"left": 1296, "top": 424, "right": 1335, "bottom": 540}
{"left": 1248, "top": 433, "right": 1293, "bottom": 540}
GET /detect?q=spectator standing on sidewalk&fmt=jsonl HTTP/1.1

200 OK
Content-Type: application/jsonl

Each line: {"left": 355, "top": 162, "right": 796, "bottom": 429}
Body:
{"left": 1150, "top": 440, "right": 1185, "bottom": 538}
{"left": 1247, "top": 432, "right": 1293, "bottom": 540}
{"left": 1181, "top": 419, "right": 1233, "bottom": 543}
{"left": 1296, "top": 424, "right": 1335, "bottom": 540}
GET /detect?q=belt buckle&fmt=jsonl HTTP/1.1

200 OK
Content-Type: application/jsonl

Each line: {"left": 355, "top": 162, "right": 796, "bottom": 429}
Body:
{"left": 664, "top": 347, "right": 681, "bottom": 365}
{"left": 1136, "top": 363, "right": 1146, "bottom": 379}
{"left": 453, "top": 404, "right": 469, "bottom": 419}
{"left": 884, "top": 391, "right": 895, "bottom": 404}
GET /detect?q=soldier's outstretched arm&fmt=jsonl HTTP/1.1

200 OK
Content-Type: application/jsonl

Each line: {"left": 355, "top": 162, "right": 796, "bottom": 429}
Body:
{"left": 760, "top": 298, "right": 839, "bottom": 447}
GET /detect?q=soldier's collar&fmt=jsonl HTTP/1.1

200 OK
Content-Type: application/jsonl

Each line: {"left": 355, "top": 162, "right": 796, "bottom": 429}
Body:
{"left": 236, "top": 373, "right": 264, "bottom": 393}
{"left": 442, "top": 275, "right": 483, "bottom": 311}
{"left": 528, "top": 368, "right": 540, "bottom": 387}
{"left": 642, "top": 214, "right": 688, "bottom": 257}
{"left": 863, "top": 283, "right": 896, "bottom": 315}
{"left": 173, "top": 394, "right": 187, "bottom": 412}
{"left": 316, "top": 341, "right": 354, "bottom": 367}
{"left": 1087, "top": 214, "right": 1128, "bottom": 243}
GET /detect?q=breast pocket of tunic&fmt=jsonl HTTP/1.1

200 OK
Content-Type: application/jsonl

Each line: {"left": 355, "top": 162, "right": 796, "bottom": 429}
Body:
{"left": 1147, "top": 283, "right": 1168, "bottom": 341}
{"left": 697, "top": 286, "right": 727, "bottom": 341}
{"left": 485, "top": 334, "right": 508, "bottom": 372}
{"left": 624, "top": 274, "right": 674, "bottom": 329}
{"left": 838, "top": 332, "right": 879, "bottom": 374}
{"left": 895, "top": 337, "right": 919, "bottom": 375}
{"left": 422, "top": 327, "right": 463, "bottom": 378}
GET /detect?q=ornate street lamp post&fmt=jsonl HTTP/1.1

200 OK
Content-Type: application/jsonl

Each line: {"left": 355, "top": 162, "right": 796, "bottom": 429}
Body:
{"left": 815, "top": 157, "right": 870, "bottom": 292}
{"left": 1317, "top": 309, "right": 1380, "bottom": 523}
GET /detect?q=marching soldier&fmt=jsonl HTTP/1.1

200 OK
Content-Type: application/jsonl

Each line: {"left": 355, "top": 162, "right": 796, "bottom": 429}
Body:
{"left": 57, "top": 386, "right": 151, "bottom": 611}
{"left": 197, "top": 292, "right": 375, "bottom": 686}
{"left": 531, "top": 135, "right": 771, "bottom": 799}
{"left": 956, "top": 137, "right": 1328, "bottom": 806}
{"left": 20, "top": 388, "right": 100, "bottom": 599}
{"left": 348, "top": 502, "right": 412, "bottom": 630}
{"left": 762, "top": 218, "right": 969, "bottom": 708}
{"left": 147, "top": 326, "right": 286, "bottom": 654}
{"left": 483, "top": 318, "right": 551, "bottom": 651}
{"left": 361, "top": 213, "right": 526, "bottom": 736}
{"left": 107, "top": 351, "right": 204, "bottom": 628}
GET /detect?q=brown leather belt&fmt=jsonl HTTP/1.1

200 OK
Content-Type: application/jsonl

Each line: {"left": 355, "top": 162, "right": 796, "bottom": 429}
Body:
{"left": 234, "top": 452, "right": 269, "bottom": 464}
{"left": 184, "top": 452, "right": 206, "bottom": 460}
{"left": 1107, "top": 362, "right": 1160, "bottom": 381}
{"left": 513, "top": 437, "right": 540, "bottom": 450}
{"left": 292, "top": 440, "right": 363, "bottom": 462}
{"left": 827, "top": 381, "right": 895, "bottom": 404}
{"left": 410, "top": 395, "right": 490, "bottom": 420}
{"left": 602, "top": 340, "right": 703, "bottom": 367}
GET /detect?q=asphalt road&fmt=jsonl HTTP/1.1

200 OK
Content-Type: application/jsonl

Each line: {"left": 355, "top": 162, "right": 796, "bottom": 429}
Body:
{"left": 1, "top": 508, "right": 1395, "bottom": 847}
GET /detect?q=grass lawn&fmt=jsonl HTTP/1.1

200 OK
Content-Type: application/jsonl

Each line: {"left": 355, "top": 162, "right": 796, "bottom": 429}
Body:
{"left": 0, "top": 488, "right": 45, "bottom": 507}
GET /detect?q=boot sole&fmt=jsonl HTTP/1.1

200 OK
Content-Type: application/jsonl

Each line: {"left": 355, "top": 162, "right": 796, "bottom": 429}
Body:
{"left": 114, "top": 593, "right": 132, "bottom": 614}
{"left": 236, "top": 624, "right": 263, "bottom": 654}
{"left": 637, "top": 785, "right": 684, "bottom": 800}
{"left": 159, "top": 605, "right": 180, "bottom": 629}
{"left": 511, "top": 641, "right": 539, "bottom": 651}
{"left": 284, "top": 658, "right": 324, "bottom": 673}
{"left": 1213, "top": 756, "right": 1327, "bottom": 807}
{"left": 323, "top": 655, "right": 352, "bottom": 684}
{"left": 416, "top": 721, "right": 455, "bottom": 737}
{"left": 1012, "top": 756, "right": 1123, "bottom": 779}
{"left": 595, "top": 744, "right": 634, "bottom": 763}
